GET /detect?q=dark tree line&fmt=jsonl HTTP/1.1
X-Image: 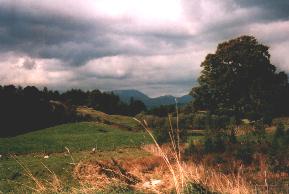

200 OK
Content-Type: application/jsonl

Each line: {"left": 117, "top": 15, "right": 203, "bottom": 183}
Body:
{"left": 0, "top": 85, "right": 146, "bottom": 137}
{"left": 60, "top": 89, "right": 146, "bottom": 115}
{"left": 0, "top": 85, "right": 78, "bottom": 137}
{"left": 145, "top": 105, "right": 176, "bottom": 117}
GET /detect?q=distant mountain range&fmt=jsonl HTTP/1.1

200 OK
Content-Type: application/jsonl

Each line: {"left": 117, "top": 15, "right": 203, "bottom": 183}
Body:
{"left": 110, "top": 90, "right": 193, "bottom": 108}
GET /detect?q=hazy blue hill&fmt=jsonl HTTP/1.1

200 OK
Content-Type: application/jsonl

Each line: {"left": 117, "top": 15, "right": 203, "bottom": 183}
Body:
{"left": 111, "top": 89, "right": 193, "bottom": 108}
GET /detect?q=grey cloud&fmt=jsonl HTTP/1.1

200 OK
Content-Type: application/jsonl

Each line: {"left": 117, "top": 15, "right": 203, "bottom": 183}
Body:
{"left": 181, "top": 0, "right": 289, "bottom": 45}
{"left": 0, "top": 3, "right": 130, "bottom": 66}
{"left": 235, "top": 0, "right": 289, "bottom": 20}
{"left": 22, "top": 58, "right": 36, "bottom": 70}
{"left": 0, "top": 2, "right": 194, "bottom": 68}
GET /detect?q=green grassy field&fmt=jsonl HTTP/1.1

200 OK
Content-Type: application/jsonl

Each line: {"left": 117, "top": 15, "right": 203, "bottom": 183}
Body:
{"left": 0, "top": 148, "right": 150, "bottom": 193}
{"left": 0, "top": 119, "right": 153, "bottom": 193}
{"left": 0, "top": 122, "right": 150, "bottom": 155}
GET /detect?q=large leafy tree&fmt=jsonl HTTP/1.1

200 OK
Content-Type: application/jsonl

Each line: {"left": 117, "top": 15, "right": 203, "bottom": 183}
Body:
{"left": 191, "top": 35, "right": 289, "bottom": 120}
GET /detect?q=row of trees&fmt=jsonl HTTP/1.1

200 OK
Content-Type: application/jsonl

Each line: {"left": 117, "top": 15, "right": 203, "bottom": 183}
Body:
{"left": 0, "top": 85, "right": 146, "bottom": 137}
{"left": 60, "top": 89, "right": 146, "bottom": 115}
{"left": 144, "top": 104, "right": 176, "bottom": 117}
{"left": 0, "top": 85, "right": 79, "bottom": 137}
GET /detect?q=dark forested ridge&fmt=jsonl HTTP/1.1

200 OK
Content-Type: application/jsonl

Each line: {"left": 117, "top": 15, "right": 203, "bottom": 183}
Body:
{"left": 0, "top": 85, "right": 76, "bottom": 137}
{"left": 0, "top": 85, "right": 146, "bottom": 137}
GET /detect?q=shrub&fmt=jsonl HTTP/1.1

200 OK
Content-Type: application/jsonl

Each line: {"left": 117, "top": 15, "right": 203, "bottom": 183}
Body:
{"left": 203, "top": 137, "right": 214, "bottom": 153}
{"left": 192, "top": 112, "right": 207, "bottom": 129}
{"left": 229, "top": 129, "right": 237, "bottom": 144}
{"left": 262, "top": 114, "right": 273, "bottom": 125}
{"left": 203, "top": 129, "right": 228, "bottom": 154}
{"left": 184, "top": 183, "right": 216, "bottom": 194}
{"left": 227, "top": 117, "right": 238, "bottom": 144}
{"left": 153, "top": 128, "right": 170, "bottom": 145}
{"left": 274, "top": 122, "right": 285, "bottom": 139}
{"left": 213, "top": 132, "right": 227, "bottom": 152}
{"left": 234, "top": 143, "right": 254, "bottom": 165}
{"left": 252, "top": 120, "right": 266, "bottom": 142}
{"left": 184, "top": 140, "right": 198, "bottom": 157}
{"left": 268, "top": 123, "right": 289, "bottom": 173}
{"left": 178, "top": 113, "right": 193, "bottom": 130}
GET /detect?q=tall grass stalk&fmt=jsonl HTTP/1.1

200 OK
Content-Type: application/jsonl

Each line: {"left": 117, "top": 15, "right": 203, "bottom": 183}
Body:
{"left": 134, "top": 118, "right": 182, "bottom": 194}
{"left": 11, "top": 155, "right": 46, "bottom": 192}
{"left": 134, "top": 99, "right": 187, "bottom": 194}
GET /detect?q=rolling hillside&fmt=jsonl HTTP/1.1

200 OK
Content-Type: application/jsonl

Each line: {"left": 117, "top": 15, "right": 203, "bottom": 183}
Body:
{"left": 0, "top": 109, "right": 152, "bottom": 193}
{"left": 0, "top": 122, "right": 150, "bottom": 154}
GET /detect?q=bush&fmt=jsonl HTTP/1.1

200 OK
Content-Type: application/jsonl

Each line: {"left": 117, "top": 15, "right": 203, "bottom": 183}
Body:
{"left": 268, "top": 123, "right": 289, "bottom": 173}
{"left": 234, "top": 143, "right": 254, "bottom": 165}
{"left": 204, "top": 137, "right": 214, "bottom": 153}
{"left": 203, "top": 129, "right": 228, "bottom": 153}
{"left": 192, "top": 112, "right": 207, "bottom": 129}
{"left": 274, "top": 123, "right": 285, "bottom": 139}
{"left": 262, "top": 114, "right": 273, "bottom": 125}
{"left": 193, "top": 112, "right": 231, "bottom": 131}
{"left": 178, "top": 113, "right": 194, "bottom": 130}
{"left": 184, "top": 182, "right": 216, "bottom": 194}
{"left": 252, "top": 120, "right": 266, "bottom": 142}
{"left": 184, "top": 140, "right": 198, "bottom": 157}
{"left": 153, "top": 128, "right": 170, "bottom": 145}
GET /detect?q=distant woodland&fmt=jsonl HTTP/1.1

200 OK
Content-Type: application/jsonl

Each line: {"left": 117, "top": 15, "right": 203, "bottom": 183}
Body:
{"left": 0, "top": 85, "right": 146, "bottom": 137}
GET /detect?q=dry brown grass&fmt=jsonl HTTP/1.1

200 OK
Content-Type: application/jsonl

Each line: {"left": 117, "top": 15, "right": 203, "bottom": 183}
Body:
{"left": 142, "top": 144, "right": 252, "bottom": 194}
{"left": 13, "top": 143, "right": 253, "bottom": 194}
{"left": 132, "top": 116, "right": 254, "bottom": 194}
{"left": 73, "top": 145, "right": 253, "bottom": 194}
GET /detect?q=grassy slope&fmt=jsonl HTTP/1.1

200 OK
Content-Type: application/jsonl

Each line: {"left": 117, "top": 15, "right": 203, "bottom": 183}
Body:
{"left": 77, "top": 107, "right": 139, "bottom": 130}
{"left": 0, "top": 108, "right": 153, "bottom": 193}
{"left": 0, "top": 122, "right": 150, "bottom": 154}
{"left": 0, "top": 148, "right": 150, "bottom": 193}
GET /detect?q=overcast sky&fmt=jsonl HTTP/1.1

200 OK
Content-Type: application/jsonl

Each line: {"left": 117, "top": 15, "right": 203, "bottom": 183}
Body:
{"left": 0, "top": 0, "right": 288, "bottom": 97}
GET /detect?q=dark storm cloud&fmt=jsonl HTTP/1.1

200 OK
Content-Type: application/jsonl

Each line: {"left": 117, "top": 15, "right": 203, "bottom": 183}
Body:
{"left": 235, "top": 0, "right": 289, "bottom": 20}
{"left": 0, "top": 2, "right": 193, "bottom": 68}
{"left": 0, "top": 3, "right": 134, "bottom": 66}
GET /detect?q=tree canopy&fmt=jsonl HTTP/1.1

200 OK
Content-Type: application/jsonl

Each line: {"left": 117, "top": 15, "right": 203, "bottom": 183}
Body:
{"left": 0, "top": 85, "right": 146, "bottom": 137}
{"left": 191, "top": 35, "right": 289, "bottom": 120}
